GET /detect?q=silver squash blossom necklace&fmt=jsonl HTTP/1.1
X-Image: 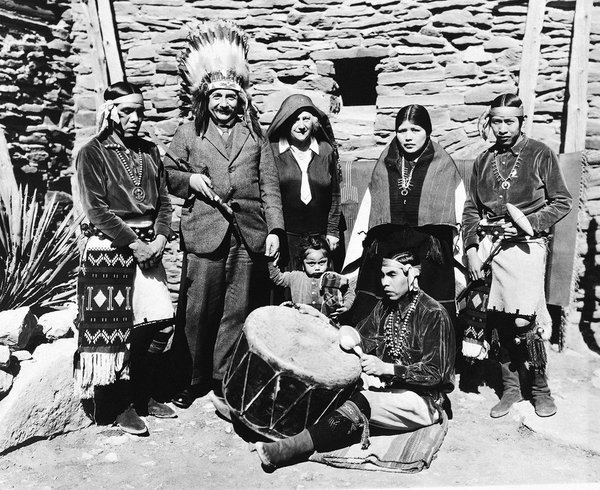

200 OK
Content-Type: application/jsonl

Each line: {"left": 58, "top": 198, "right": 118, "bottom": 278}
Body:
{"left": 492, "top": 139, "right": 527, "bottom": 190}
{"left": 111, "top": 145, "right": 145, "bottom": 202}
{"left": 398, "top": 155, "right": 416, "bottom": 197}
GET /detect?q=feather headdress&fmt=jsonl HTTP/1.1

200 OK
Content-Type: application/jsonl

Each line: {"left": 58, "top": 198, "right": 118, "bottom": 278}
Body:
{"left": 180, "top": 20, "right": 250, "bottom": 95}
{"left": 179, "top": 20, "right": 261, "bottom": 136}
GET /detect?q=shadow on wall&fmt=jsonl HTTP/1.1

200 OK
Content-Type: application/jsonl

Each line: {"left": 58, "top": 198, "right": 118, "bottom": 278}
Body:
{"left": 579, "top": 219, "right": 600, "bottom": 354}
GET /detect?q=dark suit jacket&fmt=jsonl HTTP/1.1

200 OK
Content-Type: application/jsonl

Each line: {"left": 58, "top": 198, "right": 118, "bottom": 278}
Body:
{"left": 164, "top": 120, "right": 284, "bottom": 254}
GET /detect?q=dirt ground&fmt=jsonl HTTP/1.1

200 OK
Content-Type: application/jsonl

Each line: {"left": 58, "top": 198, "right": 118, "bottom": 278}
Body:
{"left": 1, "top": 349, "right": 600, "bottom": 489}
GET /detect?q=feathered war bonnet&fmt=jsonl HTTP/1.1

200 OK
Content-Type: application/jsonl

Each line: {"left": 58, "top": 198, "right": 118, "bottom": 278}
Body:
{"left": 179, "top": 20, "right": 261, "bottom": 136}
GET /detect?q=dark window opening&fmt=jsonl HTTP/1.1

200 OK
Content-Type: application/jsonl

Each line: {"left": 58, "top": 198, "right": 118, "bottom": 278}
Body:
{"left": 333, "top": 57, "right": 380, "bottom": 106}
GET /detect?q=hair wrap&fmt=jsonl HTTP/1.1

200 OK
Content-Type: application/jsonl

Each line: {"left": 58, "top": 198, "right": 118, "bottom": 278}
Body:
{"left": 95, "top": 93, "right": 144, "bottom": 137}
{"left": 381, "top": 258, "right": 421, "bottom": 292}
{"left": 489, "top": 106, "right": 524, "bottom": 117}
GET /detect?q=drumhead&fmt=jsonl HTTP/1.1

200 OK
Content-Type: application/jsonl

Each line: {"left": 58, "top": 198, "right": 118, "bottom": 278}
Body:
{"left": 244, "top": 306, "right": 361, "bottom": 387}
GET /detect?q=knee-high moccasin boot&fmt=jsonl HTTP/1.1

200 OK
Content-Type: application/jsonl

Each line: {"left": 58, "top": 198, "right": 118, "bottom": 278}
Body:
{"left": 490, "top": 361, "right": 522, "bottom": 418}
{"left": 255, "top": 429, "right": 314, "bottom": 472}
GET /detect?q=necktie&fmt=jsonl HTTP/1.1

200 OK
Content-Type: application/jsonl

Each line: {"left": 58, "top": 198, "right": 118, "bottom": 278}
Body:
{"left": 291, "top": 146, "right": 312, "bottom": 205}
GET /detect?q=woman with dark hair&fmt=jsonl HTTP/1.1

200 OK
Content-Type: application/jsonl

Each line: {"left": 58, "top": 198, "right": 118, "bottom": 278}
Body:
{"left": 266, "top": 94, "right": 343, "bottom": 272}
{"left": 75, "top": 81, "right": 176, "bottom": 435}
{"left": 462, "top": 93, "right": 571, "bottom": 419}
{"left": 344, "top": 104, "right": 463, "bottom": 325}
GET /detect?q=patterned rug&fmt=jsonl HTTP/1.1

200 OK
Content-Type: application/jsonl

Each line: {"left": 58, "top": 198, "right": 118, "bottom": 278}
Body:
{"left": 310, "top": 412, "right": 448, "bottom": 473}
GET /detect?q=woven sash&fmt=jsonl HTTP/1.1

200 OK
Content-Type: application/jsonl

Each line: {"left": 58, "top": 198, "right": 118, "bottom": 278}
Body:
{"left": 75, "top": 244, "right": 135, "bottom": 398}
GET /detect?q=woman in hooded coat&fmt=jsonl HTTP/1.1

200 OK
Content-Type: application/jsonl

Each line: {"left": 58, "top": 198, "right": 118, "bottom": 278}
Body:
{"left": 267, "top": 94, "right": 344, "bottom": 271}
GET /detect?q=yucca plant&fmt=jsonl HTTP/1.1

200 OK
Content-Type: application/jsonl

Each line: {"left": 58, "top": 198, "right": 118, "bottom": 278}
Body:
{"left": 0, "top": 186, "right": 82, "bottom": 310}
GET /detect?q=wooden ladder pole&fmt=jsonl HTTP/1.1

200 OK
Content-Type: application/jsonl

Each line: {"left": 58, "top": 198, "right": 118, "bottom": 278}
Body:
{"left": 518, "top": 0, "right": 547, "bottom": 136}
{"left": 563, "top": 0, "right": 592, "bottom": 153}
{"left": 96, "top": 0, "right": 125, "bottom": 84}
{"left": 82, "top": 0, "right": 109, "bottom": 107}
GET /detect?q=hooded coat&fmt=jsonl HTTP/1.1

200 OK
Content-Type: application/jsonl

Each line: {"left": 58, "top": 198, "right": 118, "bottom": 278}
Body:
{"left": 267, "top": 95, "right": 343, "bottom": 269}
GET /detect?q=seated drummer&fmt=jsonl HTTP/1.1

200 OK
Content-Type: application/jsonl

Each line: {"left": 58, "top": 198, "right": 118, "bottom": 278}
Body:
{"left": 255, "top": 226, "right": 456, "bottom": 471}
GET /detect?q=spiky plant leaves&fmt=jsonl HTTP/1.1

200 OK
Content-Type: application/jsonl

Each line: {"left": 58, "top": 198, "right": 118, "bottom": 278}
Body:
{"left": 0, "top": 187, "right": 82, "bottom": 311}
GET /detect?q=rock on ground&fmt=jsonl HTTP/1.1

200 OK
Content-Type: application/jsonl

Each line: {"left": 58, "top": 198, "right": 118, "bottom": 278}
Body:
{"left": 0, "top": 345, "right": 10, "bottom": 368}
{"left": 0, "top": 307, "right": 38, "bottom": 349}
{"left": 0, "top": 370, "right": 13, "bottom": 396}
{"left": 0, "top": 338, "right": 91, "bottom": 454}
{"left": 37, "top": 304, "right": 77, "bottom": 341}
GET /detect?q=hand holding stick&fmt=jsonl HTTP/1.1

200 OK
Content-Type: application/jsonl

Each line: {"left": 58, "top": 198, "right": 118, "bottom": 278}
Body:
{"left": 149, "top": 127, "right": 235, "bottom": 216}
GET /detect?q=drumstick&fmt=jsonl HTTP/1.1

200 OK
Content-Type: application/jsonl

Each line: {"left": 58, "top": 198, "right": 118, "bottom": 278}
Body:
{"left": 506, "top": 203, "right": 534, "bottom": 236}
{"left": 339, "top": 326, "right": 364, "bottom": 358}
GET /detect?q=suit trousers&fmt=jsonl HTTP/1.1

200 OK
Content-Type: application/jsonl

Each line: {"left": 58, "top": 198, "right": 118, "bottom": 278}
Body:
{"left": 175, "top": 229, "right": 255, "bottom": 388}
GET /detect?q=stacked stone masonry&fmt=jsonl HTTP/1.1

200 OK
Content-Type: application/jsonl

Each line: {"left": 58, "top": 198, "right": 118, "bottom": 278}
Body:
{"left": 0, "top": 0, "right": 599, "bottom": 348}
{"left": 0, "top": 0, "right": 76, "bottom": 194}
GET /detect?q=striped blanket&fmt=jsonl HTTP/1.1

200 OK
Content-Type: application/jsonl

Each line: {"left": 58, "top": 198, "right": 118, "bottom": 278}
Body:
{"left": 310, "top": 412, "right": 448, "bottom": 473}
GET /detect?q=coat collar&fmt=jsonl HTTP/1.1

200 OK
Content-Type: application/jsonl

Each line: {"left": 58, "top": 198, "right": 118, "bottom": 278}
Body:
{"left": 493, "top": 134, "right": 527, "bottom": 156}
{"left": 278, "top": 136, "right": 319, "bottom": 155}
{"left": 228, "top": 122, "right": 251, "bottom": 163}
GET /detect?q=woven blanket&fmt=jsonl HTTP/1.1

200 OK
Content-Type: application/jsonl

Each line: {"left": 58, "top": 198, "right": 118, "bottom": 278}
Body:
{"left": 309, "top": 412, "right": 448, "bottom": 473}
{"left": 77, "top": 247, "right": 135, "bottom": 352}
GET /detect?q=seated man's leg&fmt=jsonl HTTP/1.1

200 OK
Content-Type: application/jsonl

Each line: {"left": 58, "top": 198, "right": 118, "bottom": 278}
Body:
{"left": 360, "top": 372, "right": 440, "bottom": 431}
{"left": 362, "top": 387, "right": 440, "bottom": 432}
{"left": 256, "top": 392, "right": 371, "bottom": 471}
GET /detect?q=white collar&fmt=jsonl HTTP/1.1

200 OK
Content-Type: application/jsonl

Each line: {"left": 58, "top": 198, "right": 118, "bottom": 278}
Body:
{"left": 279, "top": 136, "right": 319, "bottom": 155}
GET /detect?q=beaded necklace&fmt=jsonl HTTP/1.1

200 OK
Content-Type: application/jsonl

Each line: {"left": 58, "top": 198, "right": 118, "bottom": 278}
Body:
{"left": 107, "top": 144, "right": 145, "bottom": 202}
{"left": 492, "top": 139, "right": 527, "bottom": 190}
{"left": 383, "top": 289, "right": 422, "bottom": 363}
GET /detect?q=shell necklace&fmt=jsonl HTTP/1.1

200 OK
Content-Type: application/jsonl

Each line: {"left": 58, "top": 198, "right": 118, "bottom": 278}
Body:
{"left": 383, "top": 290, "right": 422, "bottom": 364}
{"left": 492, "top": 139, "right": 527, "bottom": 190}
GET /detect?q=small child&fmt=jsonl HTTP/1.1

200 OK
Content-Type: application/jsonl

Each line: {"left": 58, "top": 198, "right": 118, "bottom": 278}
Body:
{"left": 269, "top": 236, "right": 355, "bottom": 319}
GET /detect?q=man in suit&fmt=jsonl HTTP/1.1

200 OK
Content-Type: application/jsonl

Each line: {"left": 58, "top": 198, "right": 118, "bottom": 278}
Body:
{"left": 164, "top": 22, "right": 284, "bottom": 412}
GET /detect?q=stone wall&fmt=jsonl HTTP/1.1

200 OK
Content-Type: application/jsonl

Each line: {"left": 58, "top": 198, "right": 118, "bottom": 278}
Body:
{"left": 67, "top": 0, "right": 600, "bottom": 160}
{"left": 64, "top": 0, "right": 600, "bottom": 305}
{"left": 1, "top": 1, "right": 599, "bottom": 344}
{"left": 0, "top": 1, "right": 76, "bottom": 194}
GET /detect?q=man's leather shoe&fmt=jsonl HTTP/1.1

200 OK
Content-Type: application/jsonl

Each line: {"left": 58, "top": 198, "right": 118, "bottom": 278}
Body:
{"left": 171, "top": 388, "right": 196, "bottom": 409}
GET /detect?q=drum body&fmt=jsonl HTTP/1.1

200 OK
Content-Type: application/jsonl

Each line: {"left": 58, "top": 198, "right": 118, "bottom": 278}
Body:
{"left": 223, "top": 306, "right": 361, "bottom": 440}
